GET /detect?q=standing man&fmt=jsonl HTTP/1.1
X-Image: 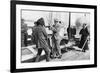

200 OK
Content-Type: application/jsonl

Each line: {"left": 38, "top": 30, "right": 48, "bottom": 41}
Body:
{"left": 78, "top": 23, "right": 89, "bottom": 52}
{"left": 32, "top": 18, "right": 51, "bottom": 62}
{"left": 67, "top": 25, "right": 76, "bottom": 40}
{"left": 71, "top": 26, "right": 76, "bottom": 40}
{"left": 23, "top": 28, "right": 28, "bottom": 46}
{"left": 50, "top": 19, "right": 62, "bottom": 58}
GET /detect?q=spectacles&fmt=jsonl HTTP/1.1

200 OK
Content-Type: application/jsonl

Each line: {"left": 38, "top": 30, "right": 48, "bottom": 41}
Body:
{"left": 55, "top": 21, "right": 61, "bottom": 23}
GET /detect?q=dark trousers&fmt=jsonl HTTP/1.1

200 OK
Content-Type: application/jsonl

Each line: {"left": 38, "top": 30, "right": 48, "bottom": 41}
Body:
{"left": 35, "top": 47, "right": 51, "bottom": 62}
{"left": 79, "top": 37, "right": 89, "bottom": 51}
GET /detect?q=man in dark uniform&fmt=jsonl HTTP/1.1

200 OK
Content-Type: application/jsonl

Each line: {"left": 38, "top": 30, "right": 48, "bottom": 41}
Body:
{"left": 78, "top": 23, "right": 89, "bottom": 52}
{"left": 32, "top": 18, "right": 51, "bottom": 62}
{"left": 24, "top": 30, "right": 28, "bottom": 46}
{"left": 71, "top": 26, "right": 76, "bottom": 39}
{"left": 67, "top": 25, "right": 76, "bottom": 41}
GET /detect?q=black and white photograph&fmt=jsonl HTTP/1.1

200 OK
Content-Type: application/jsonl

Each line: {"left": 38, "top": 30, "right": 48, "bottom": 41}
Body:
{"left": 21, "top": 10, "right": 90, "bottom": 63}
{"left": 11, "top": 1, "right": 97, "bottom": 72}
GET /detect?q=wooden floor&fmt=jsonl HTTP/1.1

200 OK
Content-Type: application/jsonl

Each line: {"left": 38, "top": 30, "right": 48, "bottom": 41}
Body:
{"left": 21, "top": 46, "right": 90, "bottom": 63}
{"left": 41, "top": 50, "right": 90, "bottom": 62}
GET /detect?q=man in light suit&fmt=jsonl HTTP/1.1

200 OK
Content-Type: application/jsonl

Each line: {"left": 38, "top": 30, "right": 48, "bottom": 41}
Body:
{"left": 50, "top": 19, "right": 62, "bottom": 59}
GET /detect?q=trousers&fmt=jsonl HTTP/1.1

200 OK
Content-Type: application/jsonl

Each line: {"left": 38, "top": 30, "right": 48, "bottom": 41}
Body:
{"left": 35, "top": 47, "right": 51, "bottom": 62}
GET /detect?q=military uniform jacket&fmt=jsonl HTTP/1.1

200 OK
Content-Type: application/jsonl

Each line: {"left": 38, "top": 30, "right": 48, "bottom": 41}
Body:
{"left": 32, "top": 25, "right": 49, "bottom": 49}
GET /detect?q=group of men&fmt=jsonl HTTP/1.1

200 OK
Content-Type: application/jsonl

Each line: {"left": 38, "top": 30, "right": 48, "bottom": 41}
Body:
{"left": 31, "top": 17, "right": 89, "bottom": 62}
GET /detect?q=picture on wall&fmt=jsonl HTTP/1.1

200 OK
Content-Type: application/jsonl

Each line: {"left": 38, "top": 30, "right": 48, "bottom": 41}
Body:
{"left": 11, "top": 0, "right": 97, "bottom": 72}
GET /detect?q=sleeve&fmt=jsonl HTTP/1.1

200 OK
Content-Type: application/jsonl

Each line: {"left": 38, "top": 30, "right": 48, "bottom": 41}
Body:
{"left": 79, "top": 29, "right": 83, "bottom": 35}
{"left": 42, "top": 27, "right": 48, "bottom": 39}
{"left": 50, "top": 26, "right": 57, "bottom": 32}
{"left": 86, "top": 27, "right": 89, "bottom": 36}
